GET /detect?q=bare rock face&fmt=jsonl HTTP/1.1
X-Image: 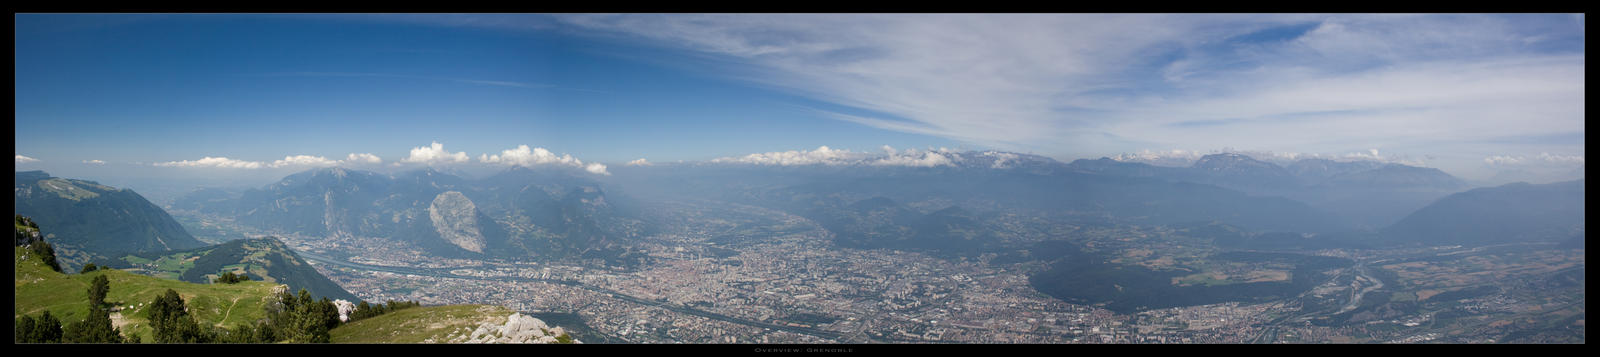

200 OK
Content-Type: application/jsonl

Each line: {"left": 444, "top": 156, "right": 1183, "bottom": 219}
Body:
{"left": 428, "top": 191, "right": 486, "bottom": 253}
{"left": 460, "top": 313, "right": 577, "bottom": 344}
{"left": 334, "top": 299, "right": 356, "bottom": 322}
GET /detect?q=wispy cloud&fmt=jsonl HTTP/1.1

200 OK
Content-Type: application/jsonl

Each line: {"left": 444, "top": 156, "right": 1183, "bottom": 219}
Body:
{"left": 82, "top": 159, "right": 106, "bottom": 165}
{"left": 16, "top": 155, "right": 40, "bottom": 163}
{"left": 154, "top": 156, "right": 264, "bottom": 169}
{"left": 1484, "top": 152, "right": 1585, "bottom": 166}
{"left": 540, "top": 14, "right": 1582, "bottom": 173}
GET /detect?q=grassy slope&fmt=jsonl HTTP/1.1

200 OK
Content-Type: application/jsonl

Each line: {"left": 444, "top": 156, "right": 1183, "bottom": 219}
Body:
{"left": 15, "top": 246, "right": 279, "bottom": 342}
{"left": 329, "top": 304, "right": 515, "bottom": 343}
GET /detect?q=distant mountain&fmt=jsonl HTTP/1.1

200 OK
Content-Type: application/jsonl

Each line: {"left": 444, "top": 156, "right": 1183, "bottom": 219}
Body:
{"left": 167, "top": 187, "right": 245, "bottom": 213}
{"left": 1286, "top": 158, "right": 1385, "bottom": 184}
{"left": 95, "top": 237, "right": 358, "bottom": 301}
{"left": 201, "top": 167, "right": 646, "bottom": 266}
{"left": 1317, "top": 164, "right": 1467, "bottom": 190}
{"left": 1380, "top": 179, "right": 1585, "bottom": 247}
{"left": 14, "top": 171, "right": 207, "bottom": 261}
{"left": 1065, "top": 157, "right": 1191, "bottom": 179}
{"left": 707, "top": 159, "right": 1348, "bottom": 254}
{"left": 1071, "top": 155, "right": 1475, "bottom": 229}
{"left": 1189, "top": 153, "right": 1301, "bottom": 190}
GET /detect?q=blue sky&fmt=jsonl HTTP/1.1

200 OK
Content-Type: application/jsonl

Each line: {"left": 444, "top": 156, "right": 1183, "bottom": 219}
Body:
{"left": 14, "top": 14, "right": 1586, "bottom": 183}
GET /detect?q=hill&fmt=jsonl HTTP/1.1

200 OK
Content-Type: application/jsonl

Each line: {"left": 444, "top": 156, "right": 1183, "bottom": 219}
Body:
{"left": 14, "top": 171, "right": 207, "bottom": 270}
{"left": 95, "top": 237, "right": 358, "bottom": 302}
{"left": 15, "top": 245, "right": 281, "bottom": 342}
{"left": 1380, "top": 179, "right": 1585, "bottom": 247}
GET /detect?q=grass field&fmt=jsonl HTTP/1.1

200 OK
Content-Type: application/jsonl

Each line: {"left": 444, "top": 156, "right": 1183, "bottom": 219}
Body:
{"left": 329, "top": 304, "right": 515, "bottom": 343}
{"left": 15, "top": 246, "right": 280, "bottom": 342}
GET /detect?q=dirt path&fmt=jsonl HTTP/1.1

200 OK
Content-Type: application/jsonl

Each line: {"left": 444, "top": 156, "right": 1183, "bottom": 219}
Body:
{"left": 217, "top": 297, "right": 241, "bottom": 326}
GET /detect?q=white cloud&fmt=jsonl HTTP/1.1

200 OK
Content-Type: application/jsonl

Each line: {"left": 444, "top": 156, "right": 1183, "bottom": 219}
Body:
{"left": 402, "top": 142, "right": 471, "bottom": 165}
{"left": 479, "top": 145, "right": 609, "bottom": 175}
{"left": 269, "top": 155, "right": 340, "bottom": 168}
{"left": 710, "top": 145, "right": 870, "bottom": 166}
{"left": 1484, "top": 152, "right": 1584, "bottom": 166}
{"left": 346, "top": 153, "right": 383, "bottom": 164}
{"left": 625, "top": 158, "right": 652, "bottom": 166}
{"left": 1484, "top": 155, "right": 1523, "bottom": 165}
{"left": 153, "top": 156, "right": 265, "bottom": 169}
{"left": 868, "top": 146, "right": 958, "bottom": 167}
{"left": 585, "top": 163, "right": 611, "bottom": 175}
{"left": 480, "top": 145, "right": 582, "bottom": 167}
{"left": 82, "top": 159, "right": 106, "bottom": 165}
{"left": 16, "top": 155, "right": 40, "bottom": 163}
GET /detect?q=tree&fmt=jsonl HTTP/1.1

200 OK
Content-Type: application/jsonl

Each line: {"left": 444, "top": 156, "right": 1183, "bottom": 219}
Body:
{"left": 80, "top": 263, "right": 99, "bottom": 274}
{"left": 149, "top": 289, "right": 213, "bottom": 343}
{"left": 35, "top": 310, "right": 63, "bottom": 342}
{"left": 62, "top": 308, "right": 120, "bottom": 343}
{"left": 16, "top": 315, "right": 35, "bottom": 343}
{"left": 87, "top": 275, "right": 110, "bottom": 310}
{"left": 64, "top": 276, "right": 122, "bottom": 343}
{"left": 215, "top": 271, "right": 245, "bottom": 284}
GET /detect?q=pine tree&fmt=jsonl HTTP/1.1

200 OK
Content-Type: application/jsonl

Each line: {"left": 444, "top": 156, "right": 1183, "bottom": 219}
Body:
{"left": 150, "top": 289, "right": 213, "bottom": 343}
{"left": 87, "top": 275, "right": 110, "bottom": 309}
{"left": 16, "top": 315, "right": 36, "bottom": 343}
{"left": 35, "top": 310, "right": 63, "bottom": 342}
{"left": 64, "top": 276, "right": 122, "bottom": 343}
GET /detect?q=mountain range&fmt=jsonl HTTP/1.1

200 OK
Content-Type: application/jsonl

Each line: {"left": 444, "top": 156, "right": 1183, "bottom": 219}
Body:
{"left": 178, "top": 167, "right": 649, "bottom": 266}
{"left": 1066, "top": 154, "right": 1470, "bottom": 228}
{"left": 14, "top": 171, "right": 207, "bottom": 270}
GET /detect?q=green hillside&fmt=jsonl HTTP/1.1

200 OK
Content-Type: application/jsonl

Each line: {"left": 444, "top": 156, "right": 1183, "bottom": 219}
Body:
{"left": 97, "top": 237, "right": 359, "bottom": 302}
{"left": 15, "top": 246, "right": 280, "bottom": 342}
{"left": 14, "top": 171, "right": 208, "bottom": 269}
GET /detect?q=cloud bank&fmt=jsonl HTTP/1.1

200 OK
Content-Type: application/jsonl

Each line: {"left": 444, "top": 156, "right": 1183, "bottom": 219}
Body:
{"left": 154, "top": 153, "right": 388, "bottom": 169}
{"left": 479, "top": 145, "right": 609, "bottom": 175}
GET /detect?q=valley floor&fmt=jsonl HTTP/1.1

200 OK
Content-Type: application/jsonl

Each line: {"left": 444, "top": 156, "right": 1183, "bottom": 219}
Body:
{"left": 173, "top": 200, "right": 1584, "bottom": 344}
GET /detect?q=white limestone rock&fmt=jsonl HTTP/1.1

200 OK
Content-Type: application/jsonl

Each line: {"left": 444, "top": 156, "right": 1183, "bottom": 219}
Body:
{"left": 427, "top": 191, "right": 487, "bottom": 253}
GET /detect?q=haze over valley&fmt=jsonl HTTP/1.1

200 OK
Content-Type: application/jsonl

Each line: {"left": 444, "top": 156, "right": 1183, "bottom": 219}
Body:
{"left": 14, "top": 13, "right": 1584, "bottom": 344}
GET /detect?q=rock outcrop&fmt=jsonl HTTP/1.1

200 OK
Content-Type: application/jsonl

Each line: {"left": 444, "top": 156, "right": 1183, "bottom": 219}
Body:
{"left": 459, "top": 313, "right": 576, "bottom": 344}
{"left": 428, "top": 191, "right": 487, "bottom": 254}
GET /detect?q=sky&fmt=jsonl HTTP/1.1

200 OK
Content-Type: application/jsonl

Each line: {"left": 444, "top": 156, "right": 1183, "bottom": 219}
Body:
{"left": 13, "top": 14, "right": 1587, "bottom": 186}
